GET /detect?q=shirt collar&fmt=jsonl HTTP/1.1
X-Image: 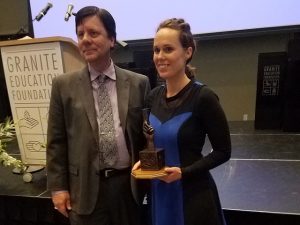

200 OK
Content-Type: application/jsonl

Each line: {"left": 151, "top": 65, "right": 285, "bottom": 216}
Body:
{"left": 89, "top": 59, "right": 116, "bottom": 82}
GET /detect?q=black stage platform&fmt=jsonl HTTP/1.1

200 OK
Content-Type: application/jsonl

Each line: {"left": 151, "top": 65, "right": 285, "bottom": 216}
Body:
{"left": 1, "top": 121, "right": 300, "bottom": 225}
{"left": 211, "top": 121, "right": 300, "bottom": 225}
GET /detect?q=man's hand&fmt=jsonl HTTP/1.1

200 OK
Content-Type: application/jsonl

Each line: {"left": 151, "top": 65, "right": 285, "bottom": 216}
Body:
{"left": 52, "top": 191, "right": 72, "bottom": 217}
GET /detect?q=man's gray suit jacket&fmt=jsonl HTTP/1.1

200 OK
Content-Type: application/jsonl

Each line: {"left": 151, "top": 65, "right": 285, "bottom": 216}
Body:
{"left": 46, "top": 65, "right": 150, "bottom": 214}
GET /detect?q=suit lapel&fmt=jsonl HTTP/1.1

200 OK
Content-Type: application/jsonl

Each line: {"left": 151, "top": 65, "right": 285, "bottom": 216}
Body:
{"left": 115, "top": 66, "right": 129, "bottom": 132}
{"left": 78, "top": 67, "right": 99, "bottom": 143}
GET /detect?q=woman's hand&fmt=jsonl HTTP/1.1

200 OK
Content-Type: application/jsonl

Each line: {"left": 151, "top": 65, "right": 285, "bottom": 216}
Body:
{"left": 132, "top": 160, "right": 141, "bottom": 172}
{"left": 159, "top": 167, "right": 182, "bottom": 183}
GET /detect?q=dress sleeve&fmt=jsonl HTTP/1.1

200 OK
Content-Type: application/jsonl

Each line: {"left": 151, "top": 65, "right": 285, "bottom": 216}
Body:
{"left": 182, "top": 86, "right": 231, "bottom": 177}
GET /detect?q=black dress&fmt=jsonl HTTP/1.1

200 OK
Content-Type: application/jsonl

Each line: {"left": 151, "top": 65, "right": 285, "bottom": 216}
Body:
{"left": 146, "top": 80, "right": 231, "bottom": 225}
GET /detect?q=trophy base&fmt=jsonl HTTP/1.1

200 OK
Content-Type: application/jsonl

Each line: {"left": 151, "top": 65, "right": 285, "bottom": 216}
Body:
{"left": 139, "top": 148, "right": 165, "bottom": 171}
{"left": 131, "top": 168, "right": 167, "bottom": 179}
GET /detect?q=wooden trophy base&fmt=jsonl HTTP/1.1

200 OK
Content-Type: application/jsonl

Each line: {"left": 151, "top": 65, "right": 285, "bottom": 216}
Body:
{"left": 131, "top": 168, "right": 167, "bottom": 179}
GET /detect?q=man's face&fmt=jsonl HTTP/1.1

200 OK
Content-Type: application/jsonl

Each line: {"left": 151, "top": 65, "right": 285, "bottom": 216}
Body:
{"left": 76, "top": 15, "right": 115, "bottom": 66}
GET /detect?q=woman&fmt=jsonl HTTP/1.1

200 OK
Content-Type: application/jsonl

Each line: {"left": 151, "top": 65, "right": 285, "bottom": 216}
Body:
{"left": 133, "top": 18, "right": 231, "bottom": 225}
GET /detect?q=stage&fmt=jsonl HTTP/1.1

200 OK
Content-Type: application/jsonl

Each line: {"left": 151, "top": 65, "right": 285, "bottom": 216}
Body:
{"left": 210, "top": 121, "right": 300, "bottom": 225}
{"left": 1, "top": 121, "right": 300, "bottom": 225}
{"left": 0, "top": 140, "right": 68, "bottom": 225}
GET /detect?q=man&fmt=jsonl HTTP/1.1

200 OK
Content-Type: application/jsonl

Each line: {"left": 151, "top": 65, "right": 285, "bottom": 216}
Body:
{"left": 46, "top": 6, "right": 150, "bottom": 225}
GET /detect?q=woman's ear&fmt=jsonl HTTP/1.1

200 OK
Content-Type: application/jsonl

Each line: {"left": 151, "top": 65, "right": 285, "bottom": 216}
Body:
{"left": 185, "top": 46, "right": 193, "bottom": 61}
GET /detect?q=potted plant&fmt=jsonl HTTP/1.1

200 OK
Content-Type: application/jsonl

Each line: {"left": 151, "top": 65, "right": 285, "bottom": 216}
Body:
{"left": 0, "top": 118, "right": 26, "bottom": 172}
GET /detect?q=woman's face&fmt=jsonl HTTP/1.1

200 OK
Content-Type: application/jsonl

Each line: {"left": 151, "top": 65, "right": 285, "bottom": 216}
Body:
{"left": 153, "top": 28, "right": 192, "bottom": 80}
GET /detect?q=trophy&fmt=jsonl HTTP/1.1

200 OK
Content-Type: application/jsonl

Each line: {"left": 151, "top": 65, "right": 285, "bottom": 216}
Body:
{"left": 132, "top": 108, "right": 166, "bottom": 179}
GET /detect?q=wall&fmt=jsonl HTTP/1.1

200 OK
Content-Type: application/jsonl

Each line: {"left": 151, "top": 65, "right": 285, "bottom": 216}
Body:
{"left": 112, "top": 33, "right": 291, "bottom": 121}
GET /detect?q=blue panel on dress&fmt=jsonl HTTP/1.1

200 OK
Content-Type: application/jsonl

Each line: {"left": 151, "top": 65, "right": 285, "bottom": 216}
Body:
{"left": 149, "top": 112, "right": 192, "bottom": 225}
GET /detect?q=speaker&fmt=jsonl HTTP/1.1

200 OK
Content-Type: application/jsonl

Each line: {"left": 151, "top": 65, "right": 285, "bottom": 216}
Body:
{"left": 0, "top": 54, "right": 12, "bottom": 121}
{"left": 0, "top": 0, "right": 34, "bottom": 40}
{"left": 255, "top": 52, "right": 287, "bottom": 129}
{"left": 282, "top": 39, "right": 300, "bottom": 131}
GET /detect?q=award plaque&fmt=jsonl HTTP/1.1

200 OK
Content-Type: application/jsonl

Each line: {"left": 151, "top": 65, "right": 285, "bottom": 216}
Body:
{"left": 132, "top": 108, "right": 167, "bottom": 179}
